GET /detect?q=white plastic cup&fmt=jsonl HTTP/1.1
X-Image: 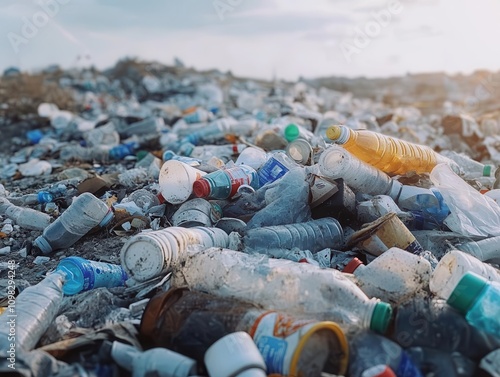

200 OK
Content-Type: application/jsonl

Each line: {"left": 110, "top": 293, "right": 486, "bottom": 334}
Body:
{"left": 159, "top": 161, "right": 206, "bottom": 204}
{"left": 204, "top": 332, "right": 267, "bottom": 377}
{"left": 120, "top": 227, "right": 229, "bottom": 282}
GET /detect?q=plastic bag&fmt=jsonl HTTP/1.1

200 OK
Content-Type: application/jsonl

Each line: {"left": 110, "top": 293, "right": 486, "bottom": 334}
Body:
{"left": 430, "top": 164, "right": 500, "bottom": 237}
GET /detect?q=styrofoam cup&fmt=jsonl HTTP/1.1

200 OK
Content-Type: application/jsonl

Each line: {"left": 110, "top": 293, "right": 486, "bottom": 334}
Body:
{"left": 159, "top": 161, "right": 206, "bottom": 204}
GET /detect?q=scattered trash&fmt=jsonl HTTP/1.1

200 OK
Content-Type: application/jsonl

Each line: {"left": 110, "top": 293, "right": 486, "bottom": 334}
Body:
{"left": 1, "top": 59, "right": 499, "bottom": 376}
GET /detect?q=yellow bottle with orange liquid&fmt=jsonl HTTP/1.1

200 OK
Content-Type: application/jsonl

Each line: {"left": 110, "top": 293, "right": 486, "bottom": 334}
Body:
{"left": 326, "top": 125, "right": 459, "bottom": 176}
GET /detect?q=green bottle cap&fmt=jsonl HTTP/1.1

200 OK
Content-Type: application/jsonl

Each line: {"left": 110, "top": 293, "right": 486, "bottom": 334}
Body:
{"left": 284, "top": 124, "right": 300, "bottom": 142}
{"left": 483, "top": 165, "right": 492, "bottom": 177}
{"left": 447, "top": 272, "right": 488, "bottom": 315}
{"left": 136, "top": 150, "right": 149, "bottom": 161}
{"left": 370, "top": 301, "right": 392, "bottom": 334}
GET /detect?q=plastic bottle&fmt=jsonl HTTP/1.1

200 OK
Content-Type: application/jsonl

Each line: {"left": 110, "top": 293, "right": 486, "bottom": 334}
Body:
{"left": 457, "top": 237, "right": 500, "bottom": 264}
{"left": 430, "top": 249, "right": 500, "bottom": 300}
{"left": 172, "top": 247, "right": 393, "bottom": 334}
{"left": 317, "top": 145, "right": 402, "bottom": 197}
{"left": 109, "top": 142, "right": 138, "bottom": 160}
{"left": 55, "top": 257, "right": 127, "bottom": 295}
{"left": 110, "top": 341, "right": 197, "bottom": 377}
{"left": 120, "top": 227, "right": 229, "bottom": 282}
{"left": 286, "top": 138, "right": 314, "bottom": 165}
{"left": 121, "top": 117, "right": 164, "bottom": 137}
{"left": 189, "top": 144, "right": 247, "bottom": 160}
{"left": 193, "top": 165, "right": 259, "bottom": 200}
{"left": 283, "top": 123, "right": 318, "bottom": 145}
{"left": 389, "top": 297, "right": 500, "bottom": 360}
{"left": 325, "top": 125, "right": 459, "bottom": 176}
{"left": 257, "top": 151, "right": 300, "bottom": 186}
{"left": 0, "top": 271, "right": 65, "bottom": 351}
{"left": 241, "top": 217, "right": 344, "bottom": 254}
{"left": 84, "top": 122, "right": 120, "bottom": 148}
{"left": 183, "top": 118, "right": 256, "bottom": 146}
{"left": 343, "top": 247, "right": 432, "bottom": 303}
{"left": 447, "top": 271, "right": 500, "bottom": 336}
{"left": 204, "top": 332, "right": 267, "bottom": 377}
{"left": 235, "top": 147, "right": 268, "bottom": 170}
{"left": 162, "top": 150, "right": 202, "bottom": 166}
{"left": 140, "top": 288, "right": 349, "bottom": 377}
{"left": 60, "top": 145, "right": 111, "bottom": 163}
{"left": 183, "top": 107, "right": 213, "bottom": 124}
{"left": 34, "top": 193, "right": 114, "bottom": 254}
{"left": 440, "top": 150, "right": 495, "bottom": 179}
{"left": 0, "top": 197, "right": 51, "bottom": 231}
{"left": 405, "top": 347, "right": 476, "bottom": 377}
{"left": 348, "top": 331, "right": 423, "bottom": 377}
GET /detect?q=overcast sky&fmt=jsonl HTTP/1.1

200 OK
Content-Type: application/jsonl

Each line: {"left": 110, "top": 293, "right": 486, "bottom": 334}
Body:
{"left": 1, "top": 0, "right": 500, "bottom": 80}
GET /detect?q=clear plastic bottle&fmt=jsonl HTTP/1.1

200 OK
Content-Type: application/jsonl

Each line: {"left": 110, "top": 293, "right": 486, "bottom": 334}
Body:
{"left": 348, "top": 331, "right": 423, "bottom": 377}
{"left": 242, "top": 217, "right": 344, "bottom": 254}
{"left": 447, "top": 271, "right": 500, "bottom": 336}
{"left": 193, "top": 165, "right": 259, "bottom": 200}
{"left": 56, "top": 257, "right": 127, "bottom": 295}
{"left": 430, "top": 249, "right": 500, "bottom": 300}
{"left": 189, "top": 144, "right": 247, "bottom": 160}
{"left": 325, "top": 125, "right": 459, "bottom": 176}
{"left": 172, "top": 247, "right": 393, "bottom": 334}
{"left": 60, "top": 145, "right": 111, "bottom": 163}
{"left": 121, "top": 117, "right": 164, "bottom": 137}
{"left": 84, "top": 122, "right": 120, "bottom": 148}
{"left": 139, "top": 288, "right": 349, "bottom": 377}
{"left": 34, "top": 193, "right": 113, "bottom": 254}
{"left": 317, "top": 145, "right": 402, "bottom": 197}
{"left": 0, "top": 197, "right": 51, "bottom": 231}
{"left": 0, "top": 271, "right": 65, "bottom": 351}
{"left": 183, "top": 118, "right": 256, "bottom": 145}
{"left": 457, "top": 236, "right": 500, "bottom": 264}
{"left": 440, "top": 150, "right": 495, "bottom": 179}
{"left": 257, "top": 151, "right": 300, "bottom": 186}
{"left": 345, "top": 247, "right": 432, "bottom": 304}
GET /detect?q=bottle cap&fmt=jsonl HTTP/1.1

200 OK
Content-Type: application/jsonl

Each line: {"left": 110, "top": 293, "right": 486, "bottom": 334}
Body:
{"left": 284, "top": 123, "right": 300, "bottom": 142}
{"left": 447, "top": 272, "right": 488, "bottom": 315}
{"left": 193, "top": 179, "right": 211, "bottom": 198}
{"left": 342, "top": 257, "right": 363, "bottom": 273}
{"left": 33, "top": 236, "right": 53, "bottom": 254}
{"left": 370, "top": 301, "right": 392, "bottom": 334}
{"left": 326, "top": 125, "right": 342, "bottom": 140}
{"left": 163, "top": 150, "right": 176, "bottom": 161}
{"left": 362, "top": 365, "right": 397, "bottom": 377}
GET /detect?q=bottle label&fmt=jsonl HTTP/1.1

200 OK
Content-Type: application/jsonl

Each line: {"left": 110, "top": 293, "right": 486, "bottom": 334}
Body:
{"left": 225, "top": 167, "right": 255, "bottom": 197}
{"left": 250, "top": 312, "right": 316, "bottom": 376}
{"left": 396, "top": 352, "right": 423, "bottom": 377}
{"left": 258, "top": 157, "right": 289, "bottom": 186}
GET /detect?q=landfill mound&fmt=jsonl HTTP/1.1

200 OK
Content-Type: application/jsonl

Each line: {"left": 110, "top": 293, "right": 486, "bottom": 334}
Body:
{"left": 1, "top": 58, "right": 500, "bottom": 376}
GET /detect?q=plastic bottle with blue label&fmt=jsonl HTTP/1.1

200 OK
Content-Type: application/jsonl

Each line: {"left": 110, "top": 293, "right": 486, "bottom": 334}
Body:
{"left": 348, "top": 331, "right": 423, "bottom": 377}
{"left": 34, "top": 193, "right": 114, "bottom": 254}
{"left": 56, "top": 256, "right": 127, "bottom": 296}
{"left": 257, "top": 151, "right": 299, "bottom": 186}
{"left": 447, "top": 271, "right": 500, "bottom": 336}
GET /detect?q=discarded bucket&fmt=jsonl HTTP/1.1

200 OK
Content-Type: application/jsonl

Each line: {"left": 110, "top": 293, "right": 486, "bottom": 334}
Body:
{"left": 120, "top": 226, "right": 229, "bottom": 282}
{"left": 158, "top": 160, "right": 206, "bottom": 204}
{"left": 348, "top": 212, "right": 423, "bottom": 256}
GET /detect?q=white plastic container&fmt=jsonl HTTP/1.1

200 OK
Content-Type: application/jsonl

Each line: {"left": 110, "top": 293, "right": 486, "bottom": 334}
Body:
{"left": 318, "top": 145, "right": 401, "bottom": 197}
{"left": 204, "top": 332, "right": 267, "bottom": 377}
{"left": 120, "top": 227, "right": 229, "bottom": 282}
{"left": 159, "top": 160, "right": 206, "bottom": 204}
{"left": 172, "top": 247, "right": 393, "bottom": 334}
{"left": 345, "top": 247, "right": 432, "bottom": 303}
{"left": 430, "top": 249, "right": 500, "bottom": 299}
{"left": 111, "top": 341, "right": 197, "bottom": 377}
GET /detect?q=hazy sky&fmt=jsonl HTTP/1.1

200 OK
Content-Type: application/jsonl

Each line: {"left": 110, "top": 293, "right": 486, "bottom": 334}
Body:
{"left": 1, "top": 0, "right": 500, "bottom": 80}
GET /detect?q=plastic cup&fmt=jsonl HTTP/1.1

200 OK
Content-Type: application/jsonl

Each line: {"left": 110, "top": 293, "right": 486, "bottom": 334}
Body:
{"left": 159, "top": 161, "right": 206, "bottom": 204}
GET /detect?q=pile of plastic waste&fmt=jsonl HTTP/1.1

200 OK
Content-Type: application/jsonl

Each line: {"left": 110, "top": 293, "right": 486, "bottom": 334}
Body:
{"left": 1, "top": 61, "right": 500, "bottom": 377}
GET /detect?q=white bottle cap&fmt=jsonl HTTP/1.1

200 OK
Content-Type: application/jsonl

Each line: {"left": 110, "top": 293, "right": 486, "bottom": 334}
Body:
{"left": 204, "top": 332, "right": 266, "bottom": 377}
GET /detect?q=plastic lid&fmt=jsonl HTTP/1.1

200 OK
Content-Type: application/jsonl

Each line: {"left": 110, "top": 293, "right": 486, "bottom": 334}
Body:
{"left": 370, "top": 302, "right": 392, "bottom": 334}
{"left": 326, "top": 125, "right": 342, "bottom": 141}
{"left": 120, "top": 236, "right": 166, "bottom": 282}
{"left": 447, "top": 272, "right": 488, "bottom": 315}
{"left": 284, "top": 123, "right": 300, "bottom": 142}
{"left": 362, "top": 365, "right": 397, "bottom": 377}
{"left": 193, "top": 179, "right": 210, "bottom": 198}
{"left": 33, "top": 236, "right": 53, "bottom": 254}
{"left": 342, "top": 257, "right": 363, "bottom": 273}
